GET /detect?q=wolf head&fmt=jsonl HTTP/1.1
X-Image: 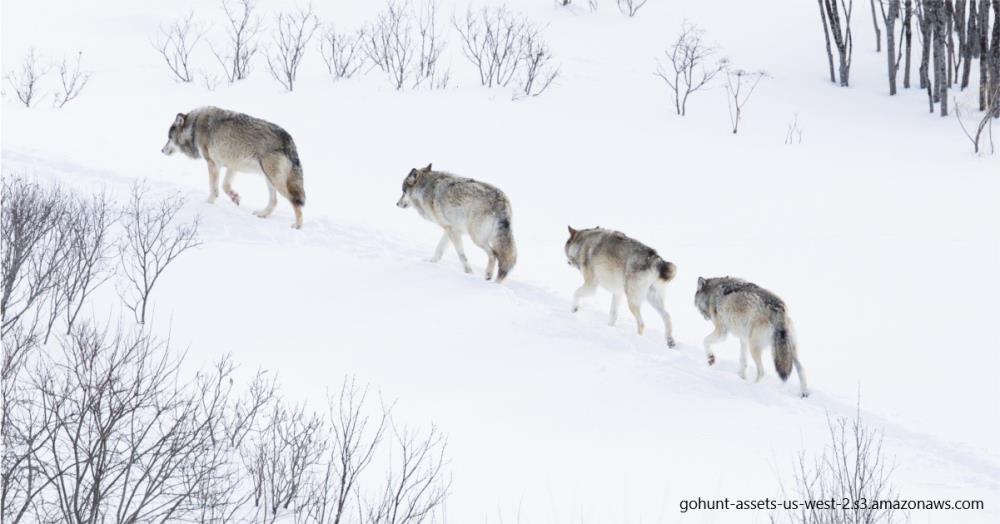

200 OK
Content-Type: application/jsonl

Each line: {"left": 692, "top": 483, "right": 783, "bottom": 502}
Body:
{"left": 396, "top": 163, "right": 432, "bottom": 208}
{"left": 694, "top": 276, "right": 712, "bottom": 320}
{"left": 564, "top": 226, "right": 582, "bottom": 268}
{"left": 161, "top": 113, "right": 198, "bottom": 158}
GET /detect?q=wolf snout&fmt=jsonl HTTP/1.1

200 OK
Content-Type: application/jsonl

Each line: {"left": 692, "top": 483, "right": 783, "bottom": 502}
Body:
{"left": 396, "top": 196, "right": 408, "bottom": 208}
{"left": 161, "top": 141, "right": 175, "bottom": 155}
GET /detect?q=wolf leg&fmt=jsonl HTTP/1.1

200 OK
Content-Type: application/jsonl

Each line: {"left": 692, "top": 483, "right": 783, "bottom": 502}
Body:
{"left": 738, "top": 339, "right": 748, "bottom": 379}
{"left": 222, "top": 169, "right": 240, "bottom": 206}
{"left": 206, "top": 160, "right": 220, "bottom": 203}
{"left": 750, "top": 343, "right": 765, "bottom": 382}
{"left": 646, "top": 287, "right": 675, "bottom": 347}
{"left": 446, "top": 229, "right": 473, "bottom": 273}
{"left": 254, "top": 179, "right": 278, "bottom": 218}
{"left": 429, "top": 232, "right": 449, "bottom": 262}
{"left": 626, "top": 295, "right": 645, "bottom": 336}
{"left": 608, "top": 294, "right": 621, "bottom": 326}
{"left": 571, "top": 272, "right": 597, "bottom": 313}
{"left": 794, "top": 357, "right": 810, "bottom": 397}
{"left": 703, "top": 325, "right": 725, "bottom": 366}
{"left": 485, "top": 253, "right": 496, "bottom": 280}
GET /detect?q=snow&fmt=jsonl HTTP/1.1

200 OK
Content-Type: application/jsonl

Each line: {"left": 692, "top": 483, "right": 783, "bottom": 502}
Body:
{"left": 3, "top": 0, "right": 999, "bottom": 522}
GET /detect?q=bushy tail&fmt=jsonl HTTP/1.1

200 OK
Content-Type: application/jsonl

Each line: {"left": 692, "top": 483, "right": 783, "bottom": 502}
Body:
{"left": 656, "top": 260, "right": 677, "bottom": 281}
{"left": 772, "top": 312, "right": 794, "bottom": 381}
{"left": 492, "top": 218, "right": 517, "bottom": 282}
{"left": 286, "top": 155, "right": 306, "bottom": 207}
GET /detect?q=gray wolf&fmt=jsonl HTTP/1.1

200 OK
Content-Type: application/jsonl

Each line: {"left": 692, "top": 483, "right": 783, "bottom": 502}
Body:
{"left": 564, "top": 226, "right": 677, "bottom": 347}
{"left": 695, "top": 276, "right": 809, "bottom": 397}
{"left": 161, "top": 106, "right": 306, "bottom": 229}
{"left": 396, "top": 164, "right": 517, "bottom": 282}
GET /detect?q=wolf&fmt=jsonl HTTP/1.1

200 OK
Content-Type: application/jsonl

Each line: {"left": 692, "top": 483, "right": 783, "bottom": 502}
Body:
{"left": 396, "top": 164, "right": 517, "bottom": 282}
{"left": 564, "top": 227, "right": 677, "bottom": 347}
{"left": 695, "top": 277, "right": 809, "bottom": 397}
{"left": 160, "top": 106, "right": 306, "bottom": 228}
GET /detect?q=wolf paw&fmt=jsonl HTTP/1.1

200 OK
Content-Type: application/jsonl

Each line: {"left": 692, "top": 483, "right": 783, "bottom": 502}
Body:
{"left": 571, "top": 306, "right": 580, "bottom": 313}
{"left": 485, "top": 273, "right": 493, "bottom": 281}
{"left": 290, "top": 221, "right": 302, "bottom": 230}
{"left": 253, "top": 209, "right": 273, "bottom": 218}
{"left": 226, "top": 190, "right": 241, "bottom": 206}
{"left": 666, "top": 337, "right": 676, "bottom": 348}
{"left": 206, "top": 194, "right": 218, "bottom": 204}
{"left": 707, "top": 354, "right": 716, "bottom": 366}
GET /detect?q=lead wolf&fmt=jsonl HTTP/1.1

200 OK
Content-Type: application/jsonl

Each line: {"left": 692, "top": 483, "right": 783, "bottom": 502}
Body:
{"left": 564, "top": 227, "right": 677, "bottom": 347}
{"left": 396, "top": 164, "right": 517, "bottom": 282}
{"left": 160, "top": 107, "right": 306, "bottom": 228}
{"left": 695, "top": 277, "right": 809, "bottom": 397}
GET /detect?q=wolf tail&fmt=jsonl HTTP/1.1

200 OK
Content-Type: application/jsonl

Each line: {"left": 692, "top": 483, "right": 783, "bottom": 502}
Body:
{"left": 491, "top": 217, "right": 517, "bottom": 282}
{"left": 656, "top": 259, "right": 677, "bottom": 281}
{"left": 771, "top": 311, "right": 795, "bottom": 381}
{"left": 285, "top": 146, "right": 305, "bottom": 207}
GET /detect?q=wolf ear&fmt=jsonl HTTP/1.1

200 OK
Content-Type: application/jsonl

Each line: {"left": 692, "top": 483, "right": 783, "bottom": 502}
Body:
{"left": 567, "top": 226, "right": 578, "bottom": 238}
{"left": 174, "top": 113, "right": 186, "bottom": 126}
{"left": 697, "top": 277, "right": 706, "bottom": 288}
{"left": 423, "top": 163, "right": 433, "bottom": 172}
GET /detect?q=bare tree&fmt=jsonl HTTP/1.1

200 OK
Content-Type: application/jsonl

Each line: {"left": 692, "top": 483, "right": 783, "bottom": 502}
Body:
{"left": 266, "top": 5, "right": 320, "bottom": 92}
{"left": 655, "top": 23, "right": 727, "bottom": 116}
{"left": 213, "top": 0, "right": 263, "bottom": 83}
{"left": 4, "top": 49, "right": 48, "bottom": 107}
{"left": 54, "top": 52, "right": 92, "bottom": 108}
{"left": 785, "top": 113, "right": 805, "bottom": 144}
{"left": 155, "top": 12, "right": 203, "bottom": 83}
{"left": 870, "top": 0, "right": 884, "bottom": 51}
{"left": 956, "top": 87, "right": 998, "bottom": 152}
{"left": 118, "top": 183, "right": 200, "bottom": 325}
{"left": 886, "top": 0, "right": 901, "bottom": 94}
{"left": 818, "top": 0, "right": 854, "bottom": 86}
{"left": 903, "top": 0, "right": 914, "bottom": 87}
{"left": 931, "top": 0, "right": 950, "bottom": 115}
{"left": 617, "top": 0, "right": 649, "bottom": 17}
{"left": 724, "top": 68, "right": 769, "bottom": 134}
{"left": 363, "top": 423, "right": 450, "bottom": 524}
{"left": 320, "top": 27, "right": 368, "bottom": 81}
{"left": 775, "top": 402, "right": 902, "bottom": 524}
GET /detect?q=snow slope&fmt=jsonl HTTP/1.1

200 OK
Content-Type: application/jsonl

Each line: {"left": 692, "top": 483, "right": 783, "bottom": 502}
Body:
{"left": 3, "top": 0, "right": 999, "bottom": 522}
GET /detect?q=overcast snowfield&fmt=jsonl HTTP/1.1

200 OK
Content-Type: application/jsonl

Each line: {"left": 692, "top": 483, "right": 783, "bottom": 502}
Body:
{"left": 3, "top": 0, "right": 1000, "bottom": 522}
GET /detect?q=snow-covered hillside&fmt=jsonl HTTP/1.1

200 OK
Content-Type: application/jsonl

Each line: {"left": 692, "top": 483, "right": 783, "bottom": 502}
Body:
{"left": 3, "top": 0, "right": 999, "bottom": 522}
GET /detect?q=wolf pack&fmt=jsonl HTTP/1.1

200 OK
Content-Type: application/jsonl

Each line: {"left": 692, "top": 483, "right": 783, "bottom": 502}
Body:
{"left": 162, "top": 106, "right": 810, "bottom": 398}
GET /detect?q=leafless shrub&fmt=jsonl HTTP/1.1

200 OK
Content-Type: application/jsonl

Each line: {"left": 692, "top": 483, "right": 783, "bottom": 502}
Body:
{"left": 775, "top": 402, "right": 902, "bottom": 524}
{"left": 617, "top": 0, "right": 649, "bottom": 17}
{"left": 213, "top": 0, "right": 263, "bottom": 83}
{"left": 956, "top": 88, "right": 998, "bottom": 155}
{"left": 785, "top": 113, "right": 804, "bottom": 145}
{"left": 118, "top": 183, "right": 200, "bottom": 325}
{"left": 155, "top": 12, "right": 204, "bottom": 83}
{"left": 364, "top": 0, "right": 448, "bottom": 90}
{"left": 453, "top": 6, "right": 559, "bottom": 97}
{"left": 200, "top": 69, "right": 224, "bottom": 91}
{"left": 266, "top": 5, "right": 320, "bottom": 92}
{"left": 242, "top": 401, "right": 327, "bottom": 523}
{"left": 4, "top": 49, "right": 48, "bottom": 107}
{"left": 298, "top": 378, "right": 389, "bottom": 524}
{"left": 40, "top": 190, "right": 117, "bottom": 341}
{"left": 413, "top": 0, "right": 450, "bottom": 89}
{"left": 364, "top": 1, "right": 417, "bottom": 90}
{"left": 363, "top": 422, "right": 450, "bottom": 524}
{"left": 321, "top": 27, "right": 368, "bottom": 81}
{"left": 724, "top": 68, "right": 769, "bottom": 134}
{"left": 54, "top": 52, "right": 91, "bottom": 108}
{"left": 655, "top": 23, "right": 727, "bottom": 116}
{"left": 1, "top": 176, "right": 73, "bottom": 338}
